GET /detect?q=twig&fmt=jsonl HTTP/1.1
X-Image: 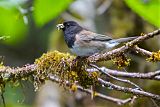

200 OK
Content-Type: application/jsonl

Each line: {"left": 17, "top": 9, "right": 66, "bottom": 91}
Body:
{"left": 98, "top": 78, "right": 160, "bottom": 100}
{"left": 77, "top": 86, "right": 133, "bottom": 105}
{"left": 132, "top": 46, "right": 152, "bottom": 57}
{"left": 90, "top": 64, "right": 143, "bottom": 90}
{"left": 49, "top": 76, "right": 133, "bottom": 105}
{"left": 94, "top": 67, "right": 160, "bottom": 80}
{"left": 91, "top": 64, "right": 159, "bottom": 105}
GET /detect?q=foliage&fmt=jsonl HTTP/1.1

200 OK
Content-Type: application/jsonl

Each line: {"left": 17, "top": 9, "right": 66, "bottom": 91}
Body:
{"left": 0, "top": 0, "right": 73, "bottom": 45}
{"left": 33, "top": 0, "right": 73, "bottom": 27}
{"left": 124, "top": 0, "right": 160, "bottom": 27}
{"left": 0, "top": 1, "right": 27, "bottom": 45}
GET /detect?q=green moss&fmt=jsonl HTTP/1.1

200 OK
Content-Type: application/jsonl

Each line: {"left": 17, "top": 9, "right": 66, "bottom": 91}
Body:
{"left": 112, "top": 54, "right": 131, "bottom": 68}
{"left": 0, "top": 63, "right": 24, "bottom": 94}
{"left": 34, "top": 51, "right": 99, "bottom": 90}
{"left": 147, "top": 50, "right": 160, "bottom": 62}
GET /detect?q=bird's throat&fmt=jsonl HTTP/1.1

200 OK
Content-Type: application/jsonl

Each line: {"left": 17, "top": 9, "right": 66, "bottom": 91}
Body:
{"left": 64, "top": 25, "right": 83, "bottom": 48}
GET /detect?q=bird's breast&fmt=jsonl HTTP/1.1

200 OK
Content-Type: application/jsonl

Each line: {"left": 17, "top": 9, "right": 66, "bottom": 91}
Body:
{"left": 64, "top": 33, "right": 75, "bottom": 48}
{"left": 70, "top": 45, "right": 100, "bottom": 56}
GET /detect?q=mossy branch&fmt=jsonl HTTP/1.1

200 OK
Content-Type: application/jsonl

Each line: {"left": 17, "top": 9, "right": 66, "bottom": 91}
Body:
{"left": 0, "top": 29, "right": 160, "bottom": 104}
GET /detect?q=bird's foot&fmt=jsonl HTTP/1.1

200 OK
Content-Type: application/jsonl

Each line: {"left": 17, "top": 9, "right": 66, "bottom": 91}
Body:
{"left": 72, "top": 56, "right": 87, "bottom": 66}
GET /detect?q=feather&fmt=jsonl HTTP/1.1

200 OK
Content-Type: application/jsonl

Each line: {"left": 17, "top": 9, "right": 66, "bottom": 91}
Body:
{"left": 78, "top": 30, "right": 112, "bottom": 42}
{"left": 109, "top": 36, "right": 137, "bottom": 43}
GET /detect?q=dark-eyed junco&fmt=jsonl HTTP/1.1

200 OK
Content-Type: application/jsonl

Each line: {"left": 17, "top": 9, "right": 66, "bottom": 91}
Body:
{"left": 57, "top": 21, "right": 137, "bottom": 56}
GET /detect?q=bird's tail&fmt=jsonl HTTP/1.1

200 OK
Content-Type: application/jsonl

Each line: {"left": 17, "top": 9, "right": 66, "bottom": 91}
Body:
{"left": 111, "top": 36, "right": 137, "bottom": 43}
{"left": 105, "top": 36, "right": 137, "bottom": 49}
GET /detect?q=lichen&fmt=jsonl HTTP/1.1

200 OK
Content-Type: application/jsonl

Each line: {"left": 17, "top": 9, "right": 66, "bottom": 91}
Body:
{"left": 0, "top": 60, "right": 5, "bottom": 69}
{"left": 147, "top": 50, "right": 160, "bottom": 62}
{"left": 140, "top": 33, "right": 145, "bottom": 36}
{"left": 112, "top": 54, "right": 130, "bottom": 68}
{"left": 0, "top": 62, "right": 25, "bottom": 91}
{"left": 70, "top": 84, "right": 77, "bottom": 92}
{"left": 34, "top": 51, "right": 99, "bottom": 90}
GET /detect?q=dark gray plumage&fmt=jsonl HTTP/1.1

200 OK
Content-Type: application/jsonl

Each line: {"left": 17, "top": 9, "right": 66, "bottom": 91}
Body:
{"left": 57, "top": 21, "right": 137, "bottom": 56}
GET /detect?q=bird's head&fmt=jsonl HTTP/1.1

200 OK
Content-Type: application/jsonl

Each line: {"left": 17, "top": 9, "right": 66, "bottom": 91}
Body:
{"left": 56, "top": 21, "right": 83, "bottom": 34}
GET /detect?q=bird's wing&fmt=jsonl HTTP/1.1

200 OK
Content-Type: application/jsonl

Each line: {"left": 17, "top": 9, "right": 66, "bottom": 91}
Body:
{"left": 78, "top": 30, "right": 113, "bottom": 42}
{"left": 91, "top": 33, "right": 113, "bottom": 41}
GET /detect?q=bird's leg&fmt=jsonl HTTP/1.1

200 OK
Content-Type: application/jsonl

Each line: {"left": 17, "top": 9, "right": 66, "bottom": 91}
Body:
{"left": 71, "top": 56, "right": 87, "bottom": 67}
{"left": 72, "top": 56, "right": 82, "bottom": 65}
{"left": 71, "top": 56, "right": 80, "bottom": 68}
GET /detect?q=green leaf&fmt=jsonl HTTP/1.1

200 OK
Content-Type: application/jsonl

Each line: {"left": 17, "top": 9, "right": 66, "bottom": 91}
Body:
{"left": 33, "top": 0, "right": 72, "bottom": 27}
{"left": 0, "top": 5, "right": 27, "bottom": 45}
{"left": 124, "top": 0, "right": 160, "bottom": 27}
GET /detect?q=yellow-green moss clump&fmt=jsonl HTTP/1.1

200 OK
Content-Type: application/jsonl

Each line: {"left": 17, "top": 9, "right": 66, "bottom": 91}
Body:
{"left": 112, "top": 54, "right": 130, "bottom": 68}
{"left": 34, "top": 51, "right": 98, "bottom": 90}
{"left": 147, "top": 50, "right": 160, "bottom": 62}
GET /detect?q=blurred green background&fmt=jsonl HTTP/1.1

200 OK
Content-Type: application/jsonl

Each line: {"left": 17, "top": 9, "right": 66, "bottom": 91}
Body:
{"left": 0, "top": 0, "right": 160, "bottom": 107}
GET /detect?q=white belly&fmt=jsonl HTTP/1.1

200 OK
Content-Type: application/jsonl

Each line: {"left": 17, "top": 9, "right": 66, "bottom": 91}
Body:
{"left": 70, "top": 46, "right": 100, "bottom": 56}
{"left": 70, "top": 41, "right": 119, "bottom": 56}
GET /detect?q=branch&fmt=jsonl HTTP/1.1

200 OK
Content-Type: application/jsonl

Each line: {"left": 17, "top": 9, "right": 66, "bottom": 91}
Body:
{"left": 49, "top": 76, "right": 135, "bottom": 105}
{"left": 90, "top": 64, "right": 159, "bottom": 105}
{"left": 0, "top": 64, "right": 36, "bottom": 82}
{"left": 132, "top": 46, "right": 152, "bottom": 57}
{"left": 90, "top": 64, "right": 143, "bottom": 90}
{"left": 98, "top": 78, "right": 160, "bottom": 100}
{"left": 92, "top": 66, "right": 160, "bottom": 80}
{"left": 0, "top": 29, "right": 160, "bottom": 105}
{"left": 87, "top": 29, "right": 160, "bottom": 62}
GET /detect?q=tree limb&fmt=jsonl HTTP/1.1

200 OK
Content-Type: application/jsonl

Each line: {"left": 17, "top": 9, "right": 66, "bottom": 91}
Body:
{"left": 87, "top": 29, "right": 160, "bottom": 62}
{"left": 0, "top": 29, "right": 160, "bottom": 105}
{"left": 92, "top": 66, "right": 160, "bottom": 80}
{"left": 49, "top": 76, "right": 135, "bottom": 105}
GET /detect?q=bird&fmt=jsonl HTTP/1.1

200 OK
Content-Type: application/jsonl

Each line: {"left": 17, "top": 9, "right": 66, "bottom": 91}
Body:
{"left": 57, "top": 21, "right": 137, "bottom": 56}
